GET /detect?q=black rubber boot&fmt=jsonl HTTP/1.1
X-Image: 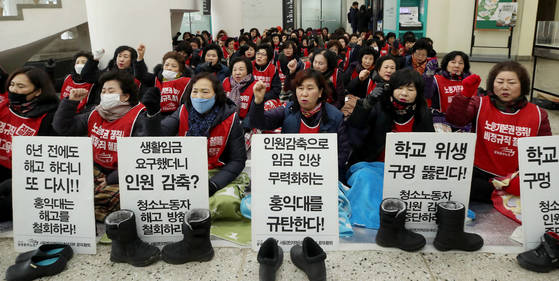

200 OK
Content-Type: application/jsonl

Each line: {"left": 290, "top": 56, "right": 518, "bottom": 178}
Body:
{"left": 290, "top": 237, "right": 326, "bottom": 281}
{"left": 257, "top": 237, "right": 283, "bottom": 281}
{"left": 161, "top": 208, "right": 214, "bottom": 264}
{"left": 517, "top": 232, "right": 559, "bottom": 273}
{"left": 105, "top": 209, "right": 160, "bottom": 267}
{"left": 433, "top": 201, "right": 483, "bottom": 251}
{"left": 375, "top": 198, "right": 426, "bottom": 252}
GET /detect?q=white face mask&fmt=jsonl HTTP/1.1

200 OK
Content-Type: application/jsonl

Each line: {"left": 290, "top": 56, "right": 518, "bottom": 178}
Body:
{"left": 162, "top": 70, "right": 178, "bottom": 80}
{"left": 100, "top": 93, "right": 126, "bottom": 110}
{"left": 74, "top": 64, "right": 85, "bottom": 75}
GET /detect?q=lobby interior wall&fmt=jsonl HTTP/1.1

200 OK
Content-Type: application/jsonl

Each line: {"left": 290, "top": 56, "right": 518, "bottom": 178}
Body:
{"left": 426, "top": 0, "right": 538, "bottom": 59}
{"left": 241, "top": 0, "right": 282, "bottom": 32}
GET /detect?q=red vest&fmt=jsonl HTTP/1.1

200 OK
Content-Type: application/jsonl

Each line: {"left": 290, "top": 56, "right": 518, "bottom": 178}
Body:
{"left": 343, "top": 47, "right": 352, "bottom": 71}
{"left": 299, "top": 120, "right": 320, "bottom": 133}
{"left": 252, "top": 61, "right": 276, "bottom": 92}
{"left": 60, "top": 75, "right": 93, "bottom": 112}
{"left": 366, "top": 79, "right": 377, "bottom": 96}
{"left": 301, "top": 48, "right": 309, "bottom": 57}
{"left": 0, "top": 92, "right": 7, "bottom": 104}
{"left": 87, "top": 104, "right": 145, "bottom": 169}
{"left": 222, "top": 77, "right": 256, "bottom": 118}
{"left": 276, "top": 61, "right": 286, "bottom": 87}
{"left": 393, "top": 116, "right": 415, "bottom": 132}
{"left": 155, "top": 77, "right": 191, "bottom": 112}
{"left": 434, "top": 75, "right": 464, "bottom": 113}
{"left": 0, "top": 100, "right": 46, "bottom": 169}
{"left": 134, "top": 78, "right": 142, "bottom": 89}
{"left": 304, "top": 61, "right": 311, "bottom": 70}
{"left": 380, "top": 44, "right": 389, "bottom": 56}
{"left": 475, "top": 96, "right": 541, "bottom": 177}
{"left": 177, "top": 105, "right": 236, "bottom": 169}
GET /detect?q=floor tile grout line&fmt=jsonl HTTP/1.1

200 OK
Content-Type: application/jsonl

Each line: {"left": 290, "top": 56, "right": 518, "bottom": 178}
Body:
{"left": 419, "top": 253, "right": 438, "bottom": 281}
{"left": 236, "top": 248, "right": 249, "bottom": 281}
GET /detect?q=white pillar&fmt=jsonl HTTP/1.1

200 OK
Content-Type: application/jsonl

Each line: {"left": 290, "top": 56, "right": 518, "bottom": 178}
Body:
{"left": 85, "top": 0, "right": 199, "bottom": 69}
{"left": 211, "top": 0, "right": 243, "bottom": 39}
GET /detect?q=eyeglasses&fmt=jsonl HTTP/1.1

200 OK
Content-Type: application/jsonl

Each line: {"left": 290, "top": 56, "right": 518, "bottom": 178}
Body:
{"left": 256, "top": 52, "right": 267, "bottom": 57}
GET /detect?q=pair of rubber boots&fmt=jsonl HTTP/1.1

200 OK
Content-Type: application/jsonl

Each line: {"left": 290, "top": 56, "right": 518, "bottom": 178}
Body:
{"left": 105, "top": 208, "right": 213, "bottom": 267}
{"left": 517, "top": 231, "right": 559, "bottom": 273}
{"left": 257, "top": 237, "right": 326, "bottom": 281}
{"left": 376, "top": 198, "right": 483, "bottom": 252}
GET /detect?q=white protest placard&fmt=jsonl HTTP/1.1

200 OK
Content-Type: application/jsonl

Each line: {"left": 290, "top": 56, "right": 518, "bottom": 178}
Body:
{"left": 383, "top": 133, "right": 476, "bottom": 235}
{"left": 118, "top": 137, "right": 209, "bottom": 245}
{"left": 12, "top": 136, "right": 96, "bottom": 254}
{"left": 518, "top": 136, "right": 559, "bottom": 250}
{"left": 251, "top": 134, "right": 339, "bottom": 251}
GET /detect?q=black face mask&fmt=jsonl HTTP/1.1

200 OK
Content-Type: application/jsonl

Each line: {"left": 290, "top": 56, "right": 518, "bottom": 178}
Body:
{"left": 9, "top": 90, "right": 38, "bottom": 114}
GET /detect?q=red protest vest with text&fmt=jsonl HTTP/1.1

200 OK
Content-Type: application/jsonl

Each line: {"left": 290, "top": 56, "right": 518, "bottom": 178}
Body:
{"left": 155, "top": 77, "right": 191, "bottom": 112}
{"left": 0, "top": 100, "right": 46, "bottom": 169}
{"left": 177, "top": 105, "right": 236, "bottom": 169}
{"left": 365, "top": 79, "right": 377, "bottom": 96}
{"left": 434, "top": 74, "right": 464, "bottom": 113}
{"left": 87, "top": 104, "right": 145, "bottom": 170}
{"left": 380, "top": 44, "right": 389, "bottom": 56}
{"left": 60, "top": 75, "right": 93, "bottom": 112}
{"left": 303, "top": 61, "right": 311, "bottom": 70}
{"left": 276, "top": 61, "right": 287, "bottom": 87}
{"left": 299, "top": 120, "right": 320, "bottom": 134}
{"left": 252, "top": 61, "right": 277, "bottom": 92}
{"left": 475, "top": 96, "right": 541, "bottom": 177}
{"left": 222, "top": 77, "right": 256, "bottom": 119}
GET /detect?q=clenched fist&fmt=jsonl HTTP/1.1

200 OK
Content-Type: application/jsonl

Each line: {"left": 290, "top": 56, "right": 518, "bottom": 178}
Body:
{"left": 137, "top": 44, "right": 146, "bottom": 61}
{"left": 253, "top": 80, "right": 267, "bottom": 104}
{"left": 69, "top": 88, "right": 89, "bottom": 101}
{"left": 359, "top": 69, "right": 370, "bottom": 81}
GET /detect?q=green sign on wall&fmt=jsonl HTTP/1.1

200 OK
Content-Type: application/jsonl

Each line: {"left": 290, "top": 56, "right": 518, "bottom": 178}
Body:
{"left": 475, "top": 0, "right": 517, "bottom": 29}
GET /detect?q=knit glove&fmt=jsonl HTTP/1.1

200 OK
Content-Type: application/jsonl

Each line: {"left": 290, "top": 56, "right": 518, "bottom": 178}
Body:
{"left": 361, "top": 83, "right": 385, "bottom": 110}
{"left": 462, "top": 74, "right": 481, "bottom": 98}
{"left": 141, "top": 87, "right": 161, "bottom": 116}
{"left": 93, "top": 48, "right": 105, "bottom": 61}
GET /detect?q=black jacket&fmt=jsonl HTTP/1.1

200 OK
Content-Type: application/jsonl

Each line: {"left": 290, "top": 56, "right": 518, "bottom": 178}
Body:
{"left": 145, "top": 99, "right": 247, "bottom": 190}
{"left": 347, "top": 98, "right": 435, "bottom": 165}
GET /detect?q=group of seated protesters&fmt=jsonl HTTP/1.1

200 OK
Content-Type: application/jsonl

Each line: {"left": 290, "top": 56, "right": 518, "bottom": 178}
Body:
{"left": 0, "top": 26, "right": 551, "bottom": 223}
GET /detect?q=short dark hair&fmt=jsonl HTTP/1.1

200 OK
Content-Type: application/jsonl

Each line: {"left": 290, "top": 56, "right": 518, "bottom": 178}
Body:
{"left": 280, "top": 40, "right": 300, "bottom": 58}
{"left": 7, "top": 67, "right": 58, "bottom": 105}
{"left": 255, "top": 44, "right": 274, "bottom": 62}
{"left": 225, "top": 38, "right": 236, "bottom": 47}
{"left": 411, "top": 38, "right": 431, "bottom": 54}
{"left": 290, "top": 69, "right": 331, "bottom": 105}
{"left": 441, "top": 51, "right": 470, "bottom": 75}
{"left": 229, "top": 57, "right": 252, "bottom": 75}
{"left": 352, "top": 1, "right": 359, "bottom": 6}
{"left": 175, "top": 41, "right": 193, "bottom": 55}
{"left": 183, "top": 72, "right": 227, "bottom": 108}
{"left": 189, "top": 38, "right": 201, "bottom": 49}
{"left": 202, "top": 44, "right": 224, "bottom": 62}
{"left": 311, "top": 49, "right": 339, "bottom": 73}
{"left": 486, "top": 61, "right": 531, "bottom": 97}
{"left": 326, "top": 40, "right": 343, "bottom": 53}
{"left": 375, "top": 55, "right": 398, "bottom": 72}
{"left": 107, "top": 45, "right": 137, "bottom": 71}
{"left": 239, "top": 41, "right": 257, "bottom": 58}
{"left": 73, "top": 51, "right": 93, "bottom": 64}
{"left": 386, "top": 32, "right": 396, "bottom": 40}
{"left": 358, "top": 46, "right": 379, "bottom": 63}
{"left": 98, "top": 71, "right": 139, "bottom": 106}
{"left": 162, "top": 51, "right": 186, "bottom": 73}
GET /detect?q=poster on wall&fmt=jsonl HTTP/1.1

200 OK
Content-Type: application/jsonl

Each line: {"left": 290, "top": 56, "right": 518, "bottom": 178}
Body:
{"left": 475, "top": 0, "right": 517, "bottom": 29}
{"left": 282, "top": 0, "right": 295, "bottom": 31}
{"left": 383, "top": 0, "right": 397, "bottom": 31}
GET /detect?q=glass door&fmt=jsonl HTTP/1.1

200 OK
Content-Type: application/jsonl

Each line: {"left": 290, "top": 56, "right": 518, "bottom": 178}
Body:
{"left": 300, "top": 0, "right": 342, "bottom": 30}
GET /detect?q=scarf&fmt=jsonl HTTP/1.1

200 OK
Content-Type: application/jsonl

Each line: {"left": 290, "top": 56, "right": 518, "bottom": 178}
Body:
{"left": 412, "top": 56, "right": 426, "bottom": 75}
{"left": 228, "top": 75, "right": 252, "bottom": 109}
{"left": 489, "top": 93, "right": 528, "bottom": 113}
{"left": 95, "top": 104, "right": 132, "bottom": 122}
{"left": 10, "top": 98, "right": 39, "bottom": 116}
{"left": 187, "top": 105, "right": 219, "bottom": 137}
{"left": 300, "top": 103, "right": 323, "bottom": 128}
{"left": 391, "top": 98, "right": 416, "bottom": 116}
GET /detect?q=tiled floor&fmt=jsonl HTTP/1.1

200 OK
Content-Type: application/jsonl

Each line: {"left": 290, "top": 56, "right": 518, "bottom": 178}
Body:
{"left": 1, "top": 61, "right": 559, "bottom": 280}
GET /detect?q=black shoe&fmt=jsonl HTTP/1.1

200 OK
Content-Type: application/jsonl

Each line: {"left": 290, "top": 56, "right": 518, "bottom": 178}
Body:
{"left": 290, "top": 237, "right": 326, "bottom": 281}
{"left": 5, "top": 254, "right": 68, "bottom": 281}
{"left": 517, "top": 232, "right": 559, "bottom": 273}
{"left": 433, "top": 201, "right": 483, "bottom": 251}
{"left": 161, "top": 208, "right": 214, "bottom": 264}
{"left": 375, "top": 198, "right": 426, "bottom": 252}
{"left": 257, "top": 238, "right": 283, "bottom": 281}
{"left": 105, "top": 209, "right": 160, "bottom": 267}
{"left": 15, "top": 244, "right": 73, "bottom": 264}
